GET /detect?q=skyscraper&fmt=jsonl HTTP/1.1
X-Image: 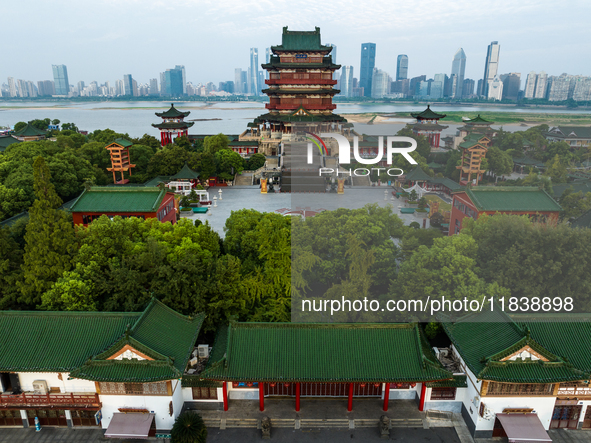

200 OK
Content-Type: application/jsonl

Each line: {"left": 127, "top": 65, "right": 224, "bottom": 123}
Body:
{"left": 265, "top": 48, "right": 271, "bottom": 79}
{"left": 149, "top": 78, "right": 159, "bottom": 95}
{"left": 371, "top": 68, "right": 390, "bottom": 98}
{"left": 340, "top": 66, "right": 354, "bottom": 97}
{"left": 175, "top": 65, "right": 187, "bottom": 95}
{"left": 162, "top": 68, "right": 183, "bottom": 96}
{"left": 123, "top": 74, "right": 134, "bottom": 96}
{"left": 396, "top": 55, "right": 408, "bottom": 81}
{"left": 535, "top": 71, "right": 548, "bottom": 99}
{"left": 360, "top": 43, "right": 376, "bottom": 97}
{"left": 258, "top": 71, "right": 265, "bottom": 95}
{"left": 479, "top": 41, "right": 500, "bottom": 97}
{"left": 500, "top": 73, "right": 521, "bottom": 100}
{"left": 450, "top": 48, "right": 466, "bottom": 98}
{"left": 234, "top": 68, "right": 243, "bottom": 94}
{"left": 7, "top": 77, "right": 17, "bottom": 97}
{"left": 52, "top": 64, "right": 70, "bottom": 96}
{"left": 249, "top": 48, "right": 259, "bottom": 95}
{"left": 462, "top": 79, "right": 475, "bottom": 97}
{"left": 488, "top": 75, "right": 503, "bottom": 100}
{"left": 524, "top": 71, "right": 537, "bottom": 98}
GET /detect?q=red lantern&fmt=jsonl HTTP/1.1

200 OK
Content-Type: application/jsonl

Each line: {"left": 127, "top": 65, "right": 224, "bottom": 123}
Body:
{"left": 246, "top": 382, "right": 253, "bottom": 387}
{"left": 359, "top": 383, "right": 366, "bottom": 388}
{"left": 284, "top": 383, "right": 290, "bottom": 388}
{"left": 410, "top": 383, "right": 417, "bottom": 388}
{"left": 396, "top": 383, "right": 403, "bottom": 388}
{"left": 269, "top": 383, "right": 276, "bottom": 388}
{"left": 374, "top": 383, "right": 381, "bottom": 388}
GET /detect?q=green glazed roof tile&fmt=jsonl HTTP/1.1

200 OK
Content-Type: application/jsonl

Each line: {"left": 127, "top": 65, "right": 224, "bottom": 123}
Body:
{"left": 200, "top": 322, "right": 453, "bottom": 383}
{"left": 69, "top": 187, "right": 168, "bottom": 213}
{"left": 464, "top": 187, "right": 562, "bottom": 212}
{"left": 155, "top": 103, "right": 191, "bottom": 118}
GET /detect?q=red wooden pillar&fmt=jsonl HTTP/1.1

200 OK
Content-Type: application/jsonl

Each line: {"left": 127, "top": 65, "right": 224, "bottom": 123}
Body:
{"left": 419, "top": 383, "right": 427, "bottom": 412}
{"left": 383, "top": 383, "right": 390, "bottom": 412}
{"left": 222, "top": 381, "right": 228, "bottom": 411}
{"left": 347, "top": 383, "right": 354, "bottom": 412}
{"left": 295, "top": 382, "right": 301, "bottom": 412}
{"left": 259, "top": 382, "right": 264, "bottom": 412}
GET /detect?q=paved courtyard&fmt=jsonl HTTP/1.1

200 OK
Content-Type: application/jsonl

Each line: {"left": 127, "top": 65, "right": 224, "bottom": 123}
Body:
{"left": 181, "top": 186, "right": 426, "bottom": 237}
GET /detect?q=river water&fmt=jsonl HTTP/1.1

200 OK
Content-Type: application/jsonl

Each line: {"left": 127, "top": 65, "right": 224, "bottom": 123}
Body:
{"left": 0, "top": 100, "right": 589, "bottom": 138}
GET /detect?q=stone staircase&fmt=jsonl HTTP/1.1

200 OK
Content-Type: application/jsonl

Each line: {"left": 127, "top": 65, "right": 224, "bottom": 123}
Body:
{"left": 202, "top": 417, "right": 424, "bottom": 429}
{"left": 281, "top": 140, "right": 326, "bottom": 193}
{"left": 234, "top": 172, "right": 253, "bottom": 186}
{"left": 352, "top": 175, "right": 371, "bottom": 186}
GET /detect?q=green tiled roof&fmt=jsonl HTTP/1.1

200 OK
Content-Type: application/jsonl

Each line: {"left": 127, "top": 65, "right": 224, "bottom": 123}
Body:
{"left": 441, "top": 308, "right": 589, "bottom": 383}
{"left": 512, "top": 156, "right": 544, "bottom": 167}
{"left": 429, "top": 178, "right": 463, "bottom": 191}
{"left": 262, "top": 59, "right": 339, "bottom": 70}
{"left": 571, "top": 208, "right": 591, "bottom": 228}
{"left": 427, "top": 162, "right": 444, "bottom": 169}
{"left": 547, "top": 126, "right": 591, "bottom": 139}
{"left": 181, "top": 375, "right": 223, "bottom": 388}
{"left": 464, "top": 187, "right": 561, "bottom": 212}
{"left": 552, "top": 181, "right": 591, "bottom": 199}
{"left": 152, "top": 121, "right": 195, "bottom": 129}
{"left": 170, "top": 162, "right": 200, "bottom": 180}
{"left": 69, "top": 187, "right": 168, "bottom": 213}
{"left": 271, "top": 26, "right": 332, "bottom": 52}
{"left": 155, "top": 103, "right": 191, "bottom": 118}
{"left": 69, "top": 359, "right": 180, "bottom": 383}
{"left": 410, "top": 105, "right": 446, "bottom": 120}
{"left": 426, "top": 375, "right": 468, "bottom": 388}
{"left": 114, "top": 137, "right": 133, "bottom": 148}
{"left": 465, "top": 115, "right": 493, "bottom": 124}
{"left": 70, "top": 300, "right": 205, "bottom": 382}
{"left": 142, "top": 176, "right": 171, "bottom": 187}
{"left": 411, "top": 123, "right": 449, "bottom": 131}
{"left": 13, "top": 123, "right": 47, "bottom": 137}
{"left": 0, "top": 299, "right": 204, "bottom": 383}
{"left": 0, "top": 311, "right": 140, "bottom": 372}
{"left": 404, "top": 166, "right": 432, "bottom": 182}
{"left": 200, "top": 322, "right": 453, "bottom": 383}
{"left": 0, "top": 135, "right": 19, "bottom": 150}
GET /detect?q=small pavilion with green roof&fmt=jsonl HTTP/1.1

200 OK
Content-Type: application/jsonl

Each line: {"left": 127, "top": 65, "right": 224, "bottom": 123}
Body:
{"left": 13, "top": 123, "right": 47, "bottom": 142}
{"left": 409, "top": 105, "right": 448, "bottom": 149}
{"left": 152, "top": 103, "right": 194, "bottom": 146}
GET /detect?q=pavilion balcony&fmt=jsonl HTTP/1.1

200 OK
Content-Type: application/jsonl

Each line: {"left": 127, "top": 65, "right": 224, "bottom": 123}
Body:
{"left": 0, "top": 392, "right": 101, "bottom": 408}
{"left": 265, "top": 79, "right": 337, "bottom": 86}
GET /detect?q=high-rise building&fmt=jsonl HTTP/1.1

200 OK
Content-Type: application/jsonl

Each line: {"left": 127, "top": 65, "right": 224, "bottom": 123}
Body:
{"left": 500, "top": 73, "right": 521, "bottom": 100}
{"left": 547, "top": 74, "right": 575, "bottom": 101}
{"left": 37, "top": 80, "right": 55, "bottom": 97}
{"left": 77, "top": 81, "right": 85, "bottom": 95}
{"left": 7, "top": 77, "right": 17, "bottom": 97}
{"left": 476, "top": 79, "right": 483, "bottom": 97}
{"left": 52, "top": 64, "right": 70, "bottom": 96}
{"left": 479, "top": 41, "right": 500, "bottom": 97}
{"left": 249, "top": 48, "right": 259, "bottom": 95}
{"left": 241, "top": 70, "right": 247, "bottom": 95}
{"left": 258, "top": 71, "right": 265, "bottom": 95}
{"left": 234, "top": 68, "right": 243, "bottom": 94}
{"left": 451, "top": 48, "right": 466, "bottom": 98}
{"left": 409, "top": 75, "right": 426, "bottom": 97}
{"left": 149, "top": 78, "right": 159, "bottom": 95}
{"left": 340, "top": 66, "right": 354, "bottom": 97}
{"left": 432, "top": 74, "right": 447, "bottom": 99}
{"left": 360, "top": 43, "right": 376, "bottom": 97}
{"left": 524, "top": 71, "right": 537, "bottom": 98}
{"left": 573, "top": 77, "right": 591, "bottom": 102}
{"left": 391, "top": 79, "right": 410, "bottom": 96}
{"left": 175, "top": 65, "right": 187, "bottom": 95}
{"left": 123, "top": 74, "right": 134, "bottom": 96}
{"left": 371, "top": 68, "right": 390, "bottom": 98}
{"left": 462, "top": 79, "right": 475, "bottom": 97}
{"left": 132, "top": 79, "right": 139, "bottom": 97}
{"left": 162, "top": 68, "right": 184, "bottom": 96}
{"left": 535, "top": 71, "right": 548, "bottom": 99}
{"left": 396, "top": 55, "right": 408, "bottom": 81}
{"left": 487, "top": 75, "right": 503, "bottom": 100}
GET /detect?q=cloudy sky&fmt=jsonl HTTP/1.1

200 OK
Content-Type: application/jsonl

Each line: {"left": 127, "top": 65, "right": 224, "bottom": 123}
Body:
{"left": 3, "top": 0, "right": 590, "bottom": 87}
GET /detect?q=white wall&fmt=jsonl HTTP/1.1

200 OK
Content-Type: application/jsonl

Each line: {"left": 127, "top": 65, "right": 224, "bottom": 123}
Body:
{"left": 17, "top": 372, "right": 96, "bottom": 393}
{"left": 100, "top": 393, "right": 175, "bottom": 430}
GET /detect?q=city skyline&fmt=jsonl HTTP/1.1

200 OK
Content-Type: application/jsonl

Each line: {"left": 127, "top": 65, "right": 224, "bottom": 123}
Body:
{"left": 2, "top": 0, "right": 590, "bottom": 87}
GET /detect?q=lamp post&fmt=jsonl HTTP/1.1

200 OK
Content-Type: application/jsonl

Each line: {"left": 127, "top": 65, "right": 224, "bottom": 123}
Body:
{"left": 213, "top": 196, "right": 218, "bottom": 208}
{"left": 218, "top": 189, "right": 223, "bottom": 201}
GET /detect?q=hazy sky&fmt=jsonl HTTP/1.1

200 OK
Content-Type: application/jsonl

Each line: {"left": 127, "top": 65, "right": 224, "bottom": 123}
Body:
{"left": 3, "top": 0, "right": 590, "bottom": 87}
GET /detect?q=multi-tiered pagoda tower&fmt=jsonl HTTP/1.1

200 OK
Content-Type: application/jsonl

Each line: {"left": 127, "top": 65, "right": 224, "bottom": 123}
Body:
{"left": 152, "top": 104, "right": 194, "bottom": 146}
{"left": 242, "top": 26, "right": 348, "bottom": 156}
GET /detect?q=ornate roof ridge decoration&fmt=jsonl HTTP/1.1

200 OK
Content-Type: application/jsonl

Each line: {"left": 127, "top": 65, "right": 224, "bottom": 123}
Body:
{"left": 410, "top": 105, "right": 446, "bottom": 120}
{"left": 13, "top": 122, "right": 47, "bottom": 137}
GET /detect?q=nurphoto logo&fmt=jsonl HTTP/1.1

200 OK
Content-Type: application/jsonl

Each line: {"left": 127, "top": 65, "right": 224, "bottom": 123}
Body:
{"left": 305, "top": 133, "right": 418, "bottom": 177}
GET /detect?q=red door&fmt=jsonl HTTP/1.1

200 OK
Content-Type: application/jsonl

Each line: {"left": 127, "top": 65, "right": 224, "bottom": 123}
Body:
{"left": 583, "top": 407, "right": 591, "bottom": 429}
{"left": 0, "top": 410, "right": 20, "bottom": 426}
